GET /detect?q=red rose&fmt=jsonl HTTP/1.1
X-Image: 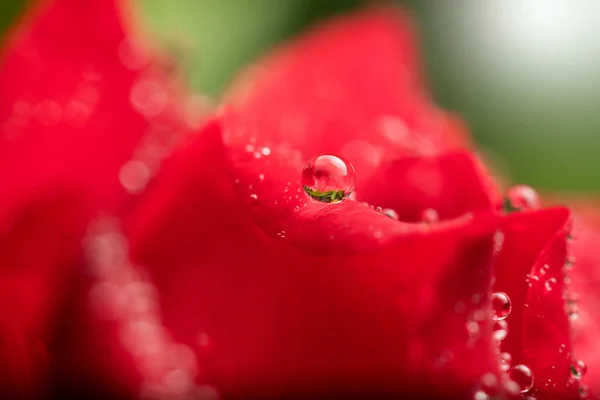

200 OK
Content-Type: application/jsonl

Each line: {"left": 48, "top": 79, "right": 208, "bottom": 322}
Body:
{"left": 0, "top": 1, "right": 593, "bottom": 399}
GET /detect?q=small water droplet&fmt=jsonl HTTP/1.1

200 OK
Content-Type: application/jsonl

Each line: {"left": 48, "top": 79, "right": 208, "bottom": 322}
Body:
{"left": 491, "top": 292, "right": 512, "bottom": 321}
{"left": 473, "top": 390, "right": 490, "bottom": 400}
{"left": 571, "top": 360, "right": 587, "bottom": 379}
{"left": 302, "top": 155, "right": 355, "bottom": 203}
{"left": 499, "top": 352, "right": 512, "bottom": 372}
{"left": 420, "top": 208, "right": 439, "bottom": 223}
{"left": 130, "top": 80, "right": 168, "bottom": 117}
{"left": 258, "top": 174, "right": 265, "bottom": 181}
{"left": 545, "top": 277, "right": 557, "bottom": 292}
{"left": 35, "top": 100, "right": 62, "bottom": 126}
{"left": 493, "top": 319, "right": 508, "bottom": 341}
{"left": 381, "top": 208, "right": 399, "bottom": 220}
{"left": 565, "top": 256, "right": 576, "bottom": 269}
{"left": 261, "top": 147, "right": 271, "bottom": 156}
{"left": 508, "top": 364, "right": 534, "bottom": 393}
{"left": 118, "top": 38, "right": 150, "bottom": 70}
{"left": 249, "top": 194, "right": 259, "bottom": 204}
{"left": 526, "top": 274, "right": 540, "bottom": 287}
{"left": 119, "top": 160, "right": 151, "bottom": 194}
{"left": 505, "top": 185, "right": 540, "bottom": 211}
{"left": 579, "top": 384, "right": 589, "bottom": 399}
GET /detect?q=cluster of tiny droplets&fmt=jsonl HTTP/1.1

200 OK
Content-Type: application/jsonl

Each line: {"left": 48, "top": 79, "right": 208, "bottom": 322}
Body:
{"left": 118, "top": 36, "right": 212, "bottom": 195}
{"left": 473, "top": 186, "right": 591, "bottom": 399}
{"left": 84, "top": 218, "right": 218, "bottom": 400}
{"left": 564, "top": 233, "right": 590, "bottom": 397}
{"left": 85, "top": 37, "right": 217, "bottom": 399}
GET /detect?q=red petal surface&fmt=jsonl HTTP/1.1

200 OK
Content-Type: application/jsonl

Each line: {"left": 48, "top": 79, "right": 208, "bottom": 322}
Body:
{"left": 0, "top": 0, "right": 194, "bottom": 396}
{"left": 223, "top": 5, "right": 471, "bottom": 184}
{"left": 493, "top": 207, "right": 579, "bottom": 398}
{"left": 569, "top": 205, "right": 600, "bottom": 398}
{"left": 123, "top": 123, "right": 501, "bottom": 398}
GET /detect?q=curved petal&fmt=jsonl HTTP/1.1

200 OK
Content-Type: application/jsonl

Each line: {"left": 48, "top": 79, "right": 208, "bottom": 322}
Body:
{"left": 116, "top": 123, "right": 502, "bottom": 398}
{"left": 359, "top": 151, "right": 500, "bottom": 221}
{"left": 0, "top": 0, "right": 195, "bottom": 396}
{"left": 569, "top": 204, "right": 600, "bottom": 398}
{"left": 222, "top": 5, "right": 470, "bottom": 183}
{"left": 493, "top": 207, "right": 579, "bottom": 397}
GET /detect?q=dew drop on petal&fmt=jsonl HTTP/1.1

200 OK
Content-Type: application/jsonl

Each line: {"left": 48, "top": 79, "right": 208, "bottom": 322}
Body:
{"left": 499, "top": 352, "right": 512, "bottom": 372}
{"left": 420, "top": 208, "right": 439, "bottom": 223}
{"left": 493, "top": 319, "right": 508, "bottom": 341}
{"left": 130, "top": 80, "right": 168, "bottom": 117}
{"left": 473, "top": 390, "right": 489, "bottom": 400}
{"left": 119, "top": 160, "right": 151, "bottom": 194}
{"left": 545, "top": 277, "right": 557, "bottom": 292}
{"left": 508, "top": 364, "right": 534, "bottom": 393}
{"left": 249, "top": 194, "right": 259, "bottom": 204}
{"left": 571, "top": 360, "right": 587, "bottom": 379}
{"left": 382, "top": 208, "right": 399, "bottom": 220}
{"left": 302, "top": 155, "right": 355, "bottom": 203}
{"left": 491, "top": 292, "right": 512, "bottom": 321}
{"left": 505, "top": 185, "right": 540, "bottom": 211}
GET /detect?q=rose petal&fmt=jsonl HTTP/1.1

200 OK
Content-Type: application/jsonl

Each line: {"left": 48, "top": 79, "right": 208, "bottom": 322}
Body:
{"left": 223, "top": 5, "right": 470, "bottom": 183}
{"left": 121, "top": 123, "right": 501, "bottom": 398}
{"left": 493, "top": 207, "right": 578, "bottom": 397}
{"left": 569, "top": 205, "right": 600, "bottom": 397}
{"left": 359, "top": 151, "right": 500, "bottom": 221}
{"left": 0, "top": 0, "right": 187, "bottom": 395}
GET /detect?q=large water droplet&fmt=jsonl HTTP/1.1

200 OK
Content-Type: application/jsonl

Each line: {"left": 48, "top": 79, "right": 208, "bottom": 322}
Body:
{"left": 505, "top": 185, "right": 540, "bottom": 212}
{"left": 491, "top": 292, "right": 512, "bottom": 321}
{"left": 508, "top": 364, "right": 534, "bottom": 393}
{"left": 302, "top": 155, "right": 355, "bottom": 203}
{"left": 571, "top": 360, "right": 587, "bottom": 379}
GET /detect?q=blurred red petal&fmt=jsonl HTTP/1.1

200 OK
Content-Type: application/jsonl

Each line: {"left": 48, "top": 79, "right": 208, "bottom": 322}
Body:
{"left": 0, "top": 0, "right": 191, "bottom": 395}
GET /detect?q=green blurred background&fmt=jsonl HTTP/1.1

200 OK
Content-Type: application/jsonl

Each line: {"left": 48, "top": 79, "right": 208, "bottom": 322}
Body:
{"left": 3, "top": 0, "right": 599, "bottom": 192}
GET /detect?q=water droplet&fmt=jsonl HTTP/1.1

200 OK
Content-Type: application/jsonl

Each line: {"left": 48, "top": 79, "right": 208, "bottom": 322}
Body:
{"left": 565, "top": 256, "right": 576, "bottom": 269}
{"left": 261, "top": 147, "right": 271, "bottom": 156}
{"left": 249, "top": 194, "right": 259, "bottom": 204}
{"left": 545, "top": 277, "right": 557, "bottom": 292}
{"left": 571, "top": 360, "right": 587, "bottom": 379}
{"left": 491, "top": 292, "right": 512, "bottom": 321}
{"left": 508, "top": 364, "right": 534, "bottom": 393}
{"left": 258, "top": 174, "right": 265, "bottom": 181}
{"left": 118, "top": 38, "right": 150, "bottom": 70}
{"left": 420, "top": 208, "right": 439, "bottom": 223}
{"left": 130, "top": 80, "right": 168, "bottom": 117}
{"left": 526, "top": 274, "right": 540, "bottom": 287}
{"left": 35, "top": 100, "right": 62, "bottom": 126}
{"left": 499, "top": 352, "right": 512, "bottom": 372}
{"left": 493, "top": 319, "right": 508, "bottom": 341}
{"left": 381, "top": 208, "right": 399, "bottom": 220}
{"left": 64, "top": 99, "right": 93, "bottom": 128}
{"left": 302, "top": 155, "right": 355, "bottom": 203}
{"left": 119, "top": 160, "right": 151, "bottom": 194}
{"left": 505, "top": 185, "right": 540, "bottom": 211}
{"left": 473, "top": 390, "right": 490, "bottom": 400}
